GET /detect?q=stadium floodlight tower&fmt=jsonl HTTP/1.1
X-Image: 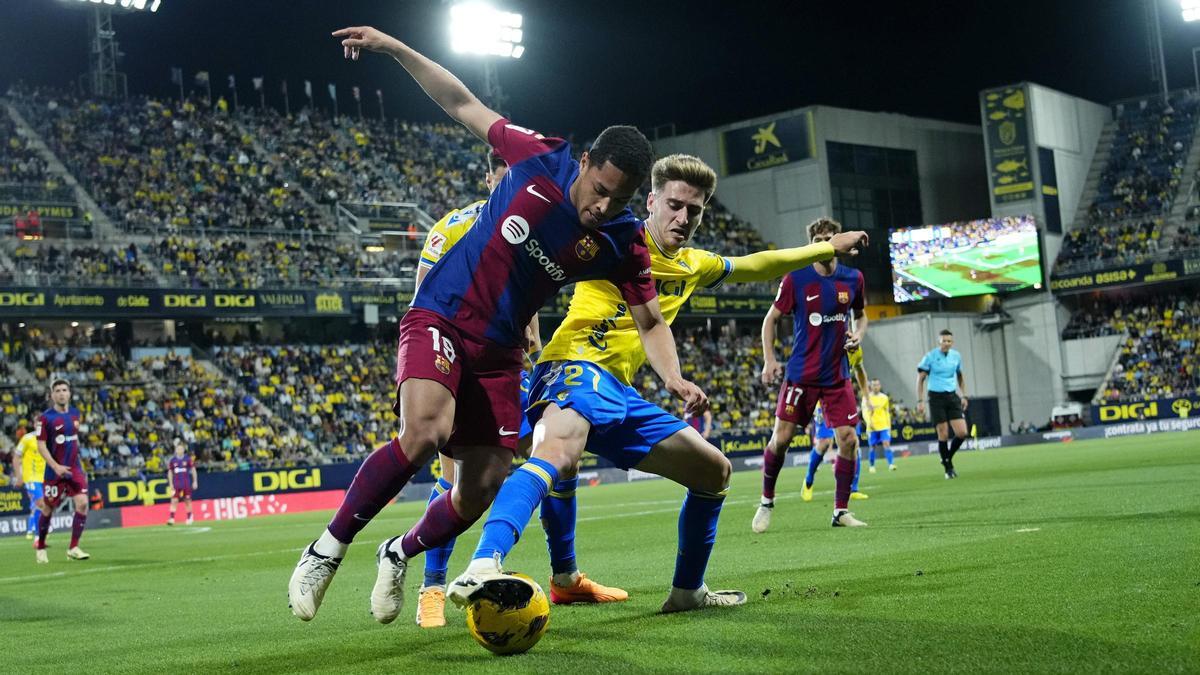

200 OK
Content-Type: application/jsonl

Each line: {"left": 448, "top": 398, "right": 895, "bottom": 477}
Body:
{"left": 447, "top": 1, "right": 524, "bottom": 113}
{"left": 57, "top": 0, "right": 164, "bottom": 98}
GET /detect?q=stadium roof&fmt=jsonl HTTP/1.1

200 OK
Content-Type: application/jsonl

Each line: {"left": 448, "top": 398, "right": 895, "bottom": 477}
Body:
{"left": 3, "top": 0, "right": 1200, "bottom": 137}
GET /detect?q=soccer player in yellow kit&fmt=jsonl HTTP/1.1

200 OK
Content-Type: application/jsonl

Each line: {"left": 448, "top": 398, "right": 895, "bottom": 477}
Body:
{"left": 449, "top": 154, "right": 869, "bottom": 613}
{"left": 864, "top": 378, "right": 896, "bottom": 472}
{"left": 12, "top": 430, "right": 45, "bottom": 541}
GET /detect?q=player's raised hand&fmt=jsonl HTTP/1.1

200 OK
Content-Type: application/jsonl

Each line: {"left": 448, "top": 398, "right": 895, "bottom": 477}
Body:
{"left": 761, "top": 359, "right": 783, "bottom": 386}
{"left": 829, "top": 231, "right": 869, "bottom": 256}
{"left": 331, "top": 26, "right": 399, "bottom": 61}
{"left": 667, "top": 378, "right": 709, "bottom": 416}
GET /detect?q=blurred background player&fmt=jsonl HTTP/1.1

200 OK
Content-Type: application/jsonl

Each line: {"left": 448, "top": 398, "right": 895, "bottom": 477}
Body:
{"left": 33, "top": 379, "right": 89, "bottom": 563}
{"left": 917, "top": 329, "right": 970, "bottom": 478}
{"left": 865, "top": 379, "right": 896, "bottom": 472}
{"left": 755, "top": 218, "right": 869, "bottom": 532}
{"left": 797, "top": 348, "right": 871, "bottom": 505}
{"left": 449, "top": 155, "right": 868, "bottom": 613}
{"left": 167, "top": 439, "right": 197, "bottom": 526}
{"left": 12, "top": 428, "right": 45, "bottom": 541}
{"left": 684, "top": 409, "right": 714, "bottom": 440}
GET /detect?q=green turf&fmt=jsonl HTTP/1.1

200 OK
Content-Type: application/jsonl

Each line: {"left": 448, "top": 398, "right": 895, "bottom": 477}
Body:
{"left": 898, "top": 232, "right": 1042, "bottom": 297}
{"left": 2, "top": 434, "right": 1198, "bottom": 674}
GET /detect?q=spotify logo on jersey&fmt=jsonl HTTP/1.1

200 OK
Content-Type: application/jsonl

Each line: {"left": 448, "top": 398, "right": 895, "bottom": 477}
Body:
{"left": 501, "top": 215, "right": 531, "bottom": 244}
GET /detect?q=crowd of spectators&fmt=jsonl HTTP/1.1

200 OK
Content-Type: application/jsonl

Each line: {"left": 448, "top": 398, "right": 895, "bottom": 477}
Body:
{"left": 0, "top": 112, "right": 48, "bottom": 185}
{"left": 1078, "top": 292, "right": 1200, "bottom": 403}
{"left": 1090, "top": 97, "right": 1196, "bottom": 221}
{"left": 1, "top": 235, "right": 417, "bottom": 289}
{"left": 1056, "top": 96, "right": 1198, "bottom": 274}
{"left": 213, "top": 344, "right": 395, "bottom": 460}
{"left": 1053, "top": 218, "right": 1163, "bottom": 274}
{"left": 19, "top": 92, "right": 324, "bottom": 234}
{"left": 4, "top": 239, "right": 157, "bottom": 286}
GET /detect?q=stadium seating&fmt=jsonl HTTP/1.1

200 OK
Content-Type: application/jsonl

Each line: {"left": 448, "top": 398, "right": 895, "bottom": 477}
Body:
{"left": 1063, "top": 291, "right": 1200, "bottom": 402}
{"left": 1055, "top": 96, "right": 1199, "bottom": 274}
{"left": 1091, "top": 98, "right": 1196, "bottom": 221}
{"left": 212, "top": 344, "right": 396, "bottom": 460}
{"left": 1, "top": 235, "right": 416, "bottom": 289}
{"left": 0, "top": 112, "right": 48, "bottom": 185}
{"left": 22, "top": 94, "right": 324, "bottom": 234}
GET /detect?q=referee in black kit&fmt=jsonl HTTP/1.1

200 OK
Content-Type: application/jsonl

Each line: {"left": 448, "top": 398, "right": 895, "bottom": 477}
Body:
{"left": 916, "top": 329, "right": 969, "bottom": 478}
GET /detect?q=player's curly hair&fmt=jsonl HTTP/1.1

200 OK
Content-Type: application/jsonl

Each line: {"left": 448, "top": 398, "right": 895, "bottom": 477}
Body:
{"left": 588, "top": 125, "right": 654, "bottom": 186}
{"left": 807, "top": 217, "right": 842, "bottom": 241}
{"left": 651, "top": 154, "right": 717, "bottom": 203}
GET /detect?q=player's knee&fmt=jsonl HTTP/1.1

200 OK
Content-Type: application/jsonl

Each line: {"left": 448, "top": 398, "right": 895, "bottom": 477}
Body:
{"left": 399, "top": 423, "right": 451, "bottom": 455}
{"left": 451, "top": 477, "right": 501, "bottom": 521}
{"left": 767, "top": 431, "right": 792, "bottom": 455}
{"left": 693, "top": 454, "right": 731, "bottom": 493}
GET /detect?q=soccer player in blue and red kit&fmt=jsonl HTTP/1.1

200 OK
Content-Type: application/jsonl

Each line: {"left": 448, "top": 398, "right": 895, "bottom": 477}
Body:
{"left": 755, "top": 218, "right": 870, "bottom": 530}
{"left": 33, "top": 379, "right": 90, "bottom": 563}
{"left": 289, "top": 24, "right": 707, "bottom": 623}
{"left": 167, "top": 439, "right": 197, "bottom": 526}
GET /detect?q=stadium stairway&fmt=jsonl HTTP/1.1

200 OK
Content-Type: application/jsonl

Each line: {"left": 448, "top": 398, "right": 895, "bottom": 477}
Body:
{"left": 1163, "top": 116, "right": 1200, "bottom": 240}
{"left": 1092, "top": 331, "right": 1130, "bottom": 404}
{"left": 1076, "top": 118, "right": 1117, "bottom": 222}
{"left": 2, "top": 101, "right": 116, "bottom": 238}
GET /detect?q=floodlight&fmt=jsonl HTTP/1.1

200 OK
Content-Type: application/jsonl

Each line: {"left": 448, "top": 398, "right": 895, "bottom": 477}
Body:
{"left": 1185, "top": 0, "right": 1200, "bottom": 22}
{"left": 449, "top": 2, "right": 525, "bottom": 58}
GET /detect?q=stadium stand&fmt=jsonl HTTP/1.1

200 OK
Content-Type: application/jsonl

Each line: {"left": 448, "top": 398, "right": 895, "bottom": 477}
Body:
{"left": 0, "top": 111, "right": 48, "bottom": 185}
{"left": 212, "top": 344, "right": 396, "bottom": 461}
{"left": 1063, "top": 291, "right": 1200, "bottom": 402}
{"left": 1055, "top": 96, "right": 1200, "bottom": 274}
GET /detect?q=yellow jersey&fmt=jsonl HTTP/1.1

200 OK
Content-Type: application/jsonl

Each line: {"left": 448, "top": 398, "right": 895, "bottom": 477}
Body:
{"left": 867, "top": 393, "right": 891, "bottom": 432}
{"left": 17, "top": 432, "right": 44, "bottom": 484}
{"left": 539, "top": 228, "right": 732, "bottom": 385}
{"left": 418, "top": 200, "right": 485, "bottom": 269}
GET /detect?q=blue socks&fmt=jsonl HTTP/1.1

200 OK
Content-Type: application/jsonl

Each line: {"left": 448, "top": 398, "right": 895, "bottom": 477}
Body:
{"left": 673, "top": 489, "right": 726, "bottom": 590}
{"left": 850, "top": 447, "right": 862, "bottom": 492}
{"left": 422, "top": 477, "right": 455, "bottom": 587}
{"left": 540, "top": 477, "right": 578, "bottom": 575}
{"left": 27, "top": 508, "right": 39, "bottom": 536}
{"left": 885, "top": 448, "right": 895, "bottom": 466}
{"left": 804, "top": 447, "right": 824, "bottom": 488}
{"left": 868, "top": 448, "right": 876, "bottom": 467}
{"left": 474, "top": 458, "right": 559, "bottom": 562}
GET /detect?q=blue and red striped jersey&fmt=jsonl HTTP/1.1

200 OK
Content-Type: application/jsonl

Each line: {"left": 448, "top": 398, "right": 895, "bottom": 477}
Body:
{"left": 169, "top": 455, "right": 194, "bottom": 489}
{"left": 36, "top": 406, "right": 82, "bottom": 477}
{"left": 774, "top": 264, "right": 866, "bottom": 387}
{"left": 412, "top": 118, "right": 656, "bottom": 348}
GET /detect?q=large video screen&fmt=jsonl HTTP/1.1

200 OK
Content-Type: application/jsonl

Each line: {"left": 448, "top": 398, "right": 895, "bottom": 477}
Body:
{"left": 889, "top": 215, "right": 1042, "bottom": 303}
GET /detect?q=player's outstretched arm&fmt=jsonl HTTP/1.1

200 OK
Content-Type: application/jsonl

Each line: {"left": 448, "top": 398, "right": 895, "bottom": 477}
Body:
{"left": 332, "top": 26, "right": 501, "bottom": 140}
{"left": 725, "top": 231, "right": 869, "bottom": 283}
{"left": 760, "top": 306, "right": 784, "bottom": 385}
{"left": 629, "top": 299, "right": 708, "bottom": 415}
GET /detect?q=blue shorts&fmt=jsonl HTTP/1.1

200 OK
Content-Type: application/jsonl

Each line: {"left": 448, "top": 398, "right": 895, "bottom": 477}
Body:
{"left": 813, "top": 419, "right": 835, "bottom": 440}
{"left": 527, "top": 360, "right": 688, "bottom": 470}
{"left": 868, "top": 429, "right": 891, "bottom": 446}
{"left": 519, "top": 370, "right": 533, "bottom": 438}
{"left": 25, "top": 482, "right": 44, "bottom": 504}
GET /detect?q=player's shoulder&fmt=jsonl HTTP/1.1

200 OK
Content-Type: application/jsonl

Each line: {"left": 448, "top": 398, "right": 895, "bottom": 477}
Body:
{"left": 446, "top": 200, "right": 486, "bottom": 227}
{"left": 836, "top": 264, "right": 863, "bottom": 282}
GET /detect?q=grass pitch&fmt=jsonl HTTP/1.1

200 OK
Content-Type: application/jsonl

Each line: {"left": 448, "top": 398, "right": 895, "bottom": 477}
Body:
{"left": 2, "top": 434, "right": 1197, "bottom": 673}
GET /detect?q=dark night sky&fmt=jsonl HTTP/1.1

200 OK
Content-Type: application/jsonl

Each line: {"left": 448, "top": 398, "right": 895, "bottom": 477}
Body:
{"left": 4, "top": 1, "right": 1200, "bottom": 138}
